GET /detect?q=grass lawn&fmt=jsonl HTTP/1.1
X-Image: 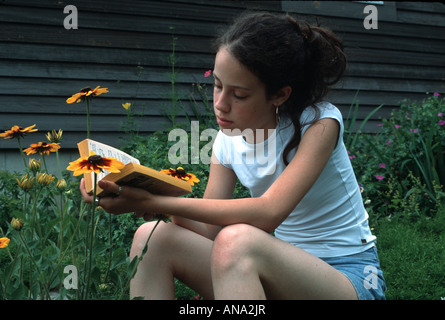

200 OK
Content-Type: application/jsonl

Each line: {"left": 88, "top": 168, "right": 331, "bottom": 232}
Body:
{"left": 373, "top": 209, "right": 445, "bottom": 300}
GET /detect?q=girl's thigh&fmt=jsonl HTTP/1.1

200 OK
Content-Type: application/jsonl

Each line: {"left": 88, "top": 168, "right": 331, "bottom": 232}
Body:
{"left": 213, "top": 224, "right": 358, "bottom": 300}
{"left": 131, "top": 221, "right": 215, "bottom": 299}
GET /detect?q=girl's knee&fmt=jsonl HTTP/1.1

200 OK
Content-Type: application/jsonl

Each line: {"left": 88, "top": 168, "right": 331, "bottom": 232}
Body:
{"left": 211, "top": 224, "right": 258, "bottom": 271}
{"left": 130, "top": 221, "right": 171, "bottom": 258}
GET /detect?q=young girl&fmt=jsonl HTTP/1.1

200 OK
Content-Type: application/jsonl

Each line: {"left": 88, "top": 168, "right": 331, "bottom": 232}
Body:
{"left": 80, "top": 12, "right": 386, "bottom": 300}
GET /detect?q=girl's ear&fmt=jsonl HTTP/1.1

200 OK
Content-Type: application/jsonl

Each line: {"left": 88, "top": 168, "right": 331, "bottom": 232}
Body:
{"left": 272, "top": 86, "right": 292, "bottom": 106}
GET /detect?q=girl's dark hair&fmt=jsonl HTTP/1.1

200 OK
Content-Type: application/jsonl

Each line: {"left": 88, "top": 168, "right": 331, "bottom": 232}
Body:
{"left": 213, "top": 12, "right": 346, "bottom": 165}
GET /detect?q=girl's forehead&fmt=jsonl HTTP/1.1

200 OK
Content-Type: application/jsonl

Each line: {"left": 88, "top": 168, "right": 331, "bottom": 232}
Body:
{"left": 214, "top": 48, "right": 262, "bottom": 89}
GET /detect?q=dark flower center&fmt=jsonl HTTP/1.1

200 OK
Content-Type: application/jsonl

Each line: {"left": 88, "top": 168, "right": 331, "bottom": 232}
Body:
{"left": 88, "top": 155, "right": 103, "bottom": 165}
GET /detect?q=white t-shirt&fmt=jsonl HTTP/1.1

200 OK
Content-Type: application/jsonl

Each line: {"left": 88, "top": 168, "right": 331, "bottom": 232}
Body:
{"left": 212, "top": 101, "right": 376, "bottom": 258}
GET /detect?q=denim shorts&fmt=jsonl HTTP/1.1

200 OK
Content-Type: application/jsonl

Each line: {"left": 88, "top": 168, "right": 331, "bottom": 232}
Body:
{"left": 320, "top": 246, "right": 387, "bottom": 300}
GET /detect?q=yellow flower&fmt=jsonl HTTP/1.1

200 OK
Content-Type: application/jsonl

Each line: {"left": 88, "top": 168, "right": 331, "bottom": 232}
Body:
{"left": 160, "top": 167, "right": 200, "bottom": 186}
{"left": 28, "top": 158, "right": 41, "bottom": 173}
{"left": 56, "top": 178, "right": 67, "bottom": 191}
{"left": 17, "top": 174, "right": 35, "bottom": 191}
{"left": 66, "top": 86, "right": 109, "bottom": 104}
{"left": 0, "top": 237, "right": 10, "bottom": 249}
{"left": 23, "top": 142, "right": 61, "bottom": 156}
{"left": 122, "top": 102, "right": 131, "bottom": 110}
{"left": 46, "top": 129, "right": 63, "bottom": 143}
{"left": 36, "top": 172, "right": 55, "bottom": 186}
{"left": 0, "top": 124, "right": 38, "bottom": 140}
{"left": 67, "top": 151, "right": 125, "bottom": 176}
{"left": 11, "top": 218, "right": 24, "bottom": 231}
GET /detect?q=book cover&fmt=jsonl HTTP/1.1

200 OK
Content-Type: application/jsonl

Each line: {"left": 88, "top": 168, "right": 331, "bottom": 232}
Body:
{"left": 77, "top": 139, "right": 191, "bottom": 197}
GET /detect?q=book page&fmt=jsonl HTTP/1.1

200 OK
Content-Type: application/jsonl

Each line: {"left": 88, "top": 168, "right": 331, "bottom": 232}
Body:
{"left": 87, "top": 139, "right": 140, "bottom": 183}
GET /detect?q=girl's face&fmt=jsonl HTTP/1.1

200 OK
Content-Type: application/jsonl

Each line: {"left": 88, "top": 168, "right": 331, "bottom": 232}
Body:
{"left": 213, "top": 47, "right": 284, "bottom": 143}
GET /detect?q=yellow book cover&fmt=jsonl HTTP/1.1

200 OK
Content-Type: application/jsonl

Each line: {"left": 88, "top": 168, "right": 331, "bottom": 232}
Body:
{"left": 77, "top": 139, "right": 191, "bottom": 197}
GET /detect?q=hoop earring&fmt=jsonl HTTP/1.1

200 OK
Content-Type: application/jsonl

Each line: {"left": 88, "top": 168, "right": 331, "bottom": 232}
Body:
{"left": 275, "top": 105, "right": 280, "bottom": 124}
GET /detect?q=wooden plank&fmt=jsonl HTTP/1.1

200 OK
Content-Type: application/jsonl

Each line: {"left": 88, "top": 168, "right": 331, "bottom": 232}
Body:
{"left": 396, "top": 2, "right": 445, "bottom": 27}
{"left": 4, "top": 0, "right": 244, "bottom": 23}
{"left": 0, "top": 60, "right": 214, "bottom": 84}
{"left": 345, "top": 63, "right": 445, "bottom": 81}
{"left": 0, "top": 4, "right": 220, "bottom": 38}
{"left": 345, "top": 47, "right": 445, "bottom": 67}
{"left": 342, "top": 32, "right": 445, "bottom": 55}
{"left": 0, "top": 23, "right": 214, "bottom": 54}
{"left": 0, "top": 78, "right": 198, "bottom": 100}
{"left": 0, "top": 43, "right": 215, "bottom": 68}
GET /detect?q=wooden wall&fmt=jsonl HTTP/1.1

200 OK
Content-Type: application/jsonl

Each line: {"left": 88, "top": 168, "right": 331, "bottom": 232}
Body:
{"left": 1, "top": 0, "right": 444, "bottom": 157}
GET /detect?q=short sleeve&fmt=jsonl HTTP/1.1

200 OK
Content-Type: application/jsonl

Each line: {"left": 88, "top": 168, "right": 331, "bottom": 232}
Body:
{"left": 212, "top": 130, "right": 233, "bottom": 169}
{"left": 300, "top": 102, "right": 344, "bottom": 146}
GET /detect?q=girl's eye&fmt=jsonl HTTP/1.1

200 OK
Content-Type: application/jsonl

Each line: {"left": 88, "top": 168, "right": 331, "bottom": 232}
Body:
{"left": 213, "top": 83, "right": 222, "bottom": 90}
{"left": 234, "top": 93, "right": 247, "bottom": 100}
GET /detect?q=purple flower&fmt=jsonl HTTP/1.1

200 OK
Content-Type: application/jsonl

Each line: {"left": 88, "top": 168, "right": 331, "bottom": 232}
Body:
{"left": 433, "top": 92, "right": 441, "bottom": 97}
{"left": 394, "top": 124, "right": 400, "bottom": 129}
{"left": 438, "top": 113, "right": 443, "bottom": 117}
{"left": 409, "top": 129, "right": 418, "bottom": 133}
{"left": 376, "top": 175, "right": 384, "bottom": 181}
{"left": 439, "top": 120, "right": 445, "bottom": 126}
{"left": 385, "top": 140, "right": 392, "bottom": 146}
{"left": 379, "top": 163, "right": 386, "bottom": 168}
{"left": 204, "top": 70, "right": 212, "bottom": 77}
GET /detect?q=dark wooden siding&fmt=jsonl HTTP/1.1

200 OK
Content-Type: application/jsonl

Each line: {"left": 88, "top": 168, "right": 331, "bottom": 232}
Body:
{"left": 1, "top": 0, "right": 444, "bottom": 152}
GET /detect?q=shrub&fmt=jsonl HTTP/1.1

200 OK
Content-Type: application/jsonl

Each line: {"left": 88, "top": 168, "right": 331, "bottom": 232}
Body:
{"left": 349, "top": 94, "right": 445, "bottom": 219}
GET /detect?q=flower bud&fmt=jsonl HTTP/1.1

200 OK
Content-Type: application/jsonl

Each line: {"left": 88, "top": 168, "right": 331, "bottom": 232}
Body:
{"left": 17, "top": 174, "right": 34, "bottom": 191}
{"left": 56, "top": 178, "right": 67, "bottom": 191}
{"left": 28, "top": 158, "right": 41, "bottom": 173}
{"left": 46, "top": 129, "right": 63, "bottom": 143}
{"left": 11, "top": 217, "right": 24, "bottom": 231}
{"left": 36, "top": 172, "right": 55, "bottom": 186}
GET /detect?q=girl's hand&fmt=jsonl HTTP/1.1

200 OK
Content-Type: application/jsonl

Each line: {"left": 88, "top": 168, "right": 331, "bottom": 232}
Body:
{"left": 79, "top": 178, "right": 155, "bottom": 220}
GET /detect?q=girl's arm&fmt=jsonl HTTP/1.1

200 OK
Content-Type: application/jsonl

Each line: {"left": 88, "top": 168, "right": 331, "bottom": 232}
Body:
{"left": 171, "top": 154, "right": 238, "bottom": 240}
{"left": 93, "top": 118, "right": 339, "bottom": 233}
{"left": 145, "top": 118, "right": 340, "bottom": 233}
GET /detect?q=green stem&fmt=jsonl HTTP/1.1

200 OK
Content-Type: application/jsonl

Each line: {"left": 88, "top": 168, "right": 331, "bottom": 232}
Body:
{"left": 83, "top": 173, "right": 97, "bottom": 299}
{"left": 41, "top": 155, "right": 49, "bottom": 174}
{"left": 103, "top": 212, "right": 113, "bottom": 286}
{"left": 18, "top": 231, "right": 51, "bottom": 299}
{"left": 86, "top": 100, "right": 91, "bottom": 139}
{"left": 118, "top": 219, "right": 162, "bottom": 300}
{"left": 17, "top": 137, "right": 28, "bottom": 169}
{"left": 55, "top": 150, "right": 62, "bottom": 179}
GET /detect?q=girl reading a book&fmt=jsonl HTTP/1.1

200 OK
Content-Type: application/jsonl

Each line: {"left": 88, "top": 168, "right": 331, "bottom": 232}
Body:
{"left": 80, "top": 12, "right": 386, "bottom": 300}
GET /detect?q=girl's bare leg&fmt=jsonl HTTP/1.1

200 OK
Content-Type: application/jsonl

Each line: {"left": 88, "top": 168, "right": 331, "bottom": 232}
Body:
{"left": 129, "top": 221, "right": 215, "bottom": 300}
{"left": 211, "top": 223, "right": 358, "bottom": 300}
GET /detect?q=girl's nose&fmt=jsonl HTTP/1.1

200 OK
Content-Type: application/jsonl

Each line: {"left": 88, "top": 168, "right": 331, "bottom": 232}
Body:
{"left": 214, "top": 90, "right": 230, "bottom": 113}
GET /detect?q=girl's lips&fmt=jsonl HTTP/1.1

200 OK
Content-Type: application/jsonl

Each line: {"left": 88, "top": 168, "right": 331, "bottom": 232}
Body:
{"left": 216, "top": 116, "right": 233, "bottom": 126}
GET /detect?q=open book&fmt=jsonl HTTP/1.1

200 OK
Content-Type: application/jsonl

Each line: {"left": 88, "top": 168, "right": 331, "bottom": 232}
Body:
{"left": 77, "top": 139, "right": 192, "bottom": 197}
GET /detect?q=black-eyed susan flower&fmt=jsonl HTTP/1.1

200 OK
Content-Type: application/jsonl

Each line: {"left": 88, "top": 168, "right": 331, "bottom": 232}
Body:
{"left": 23, "top": 142, "right": 61, "bottom": 156}
{"left": 67, "top": 151, "right": 125, "bottom": 176}
{"left": 66, "top": 86, "right": 109, "bottom": 104}
{"left": 0, "top": 237, "right": 10, "bottom": 249}
{"left": 0, "top": 124, "right": 38, "bottom": 140}
{"left": 160, "top": 167, "right": 200, "bottom": 186}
